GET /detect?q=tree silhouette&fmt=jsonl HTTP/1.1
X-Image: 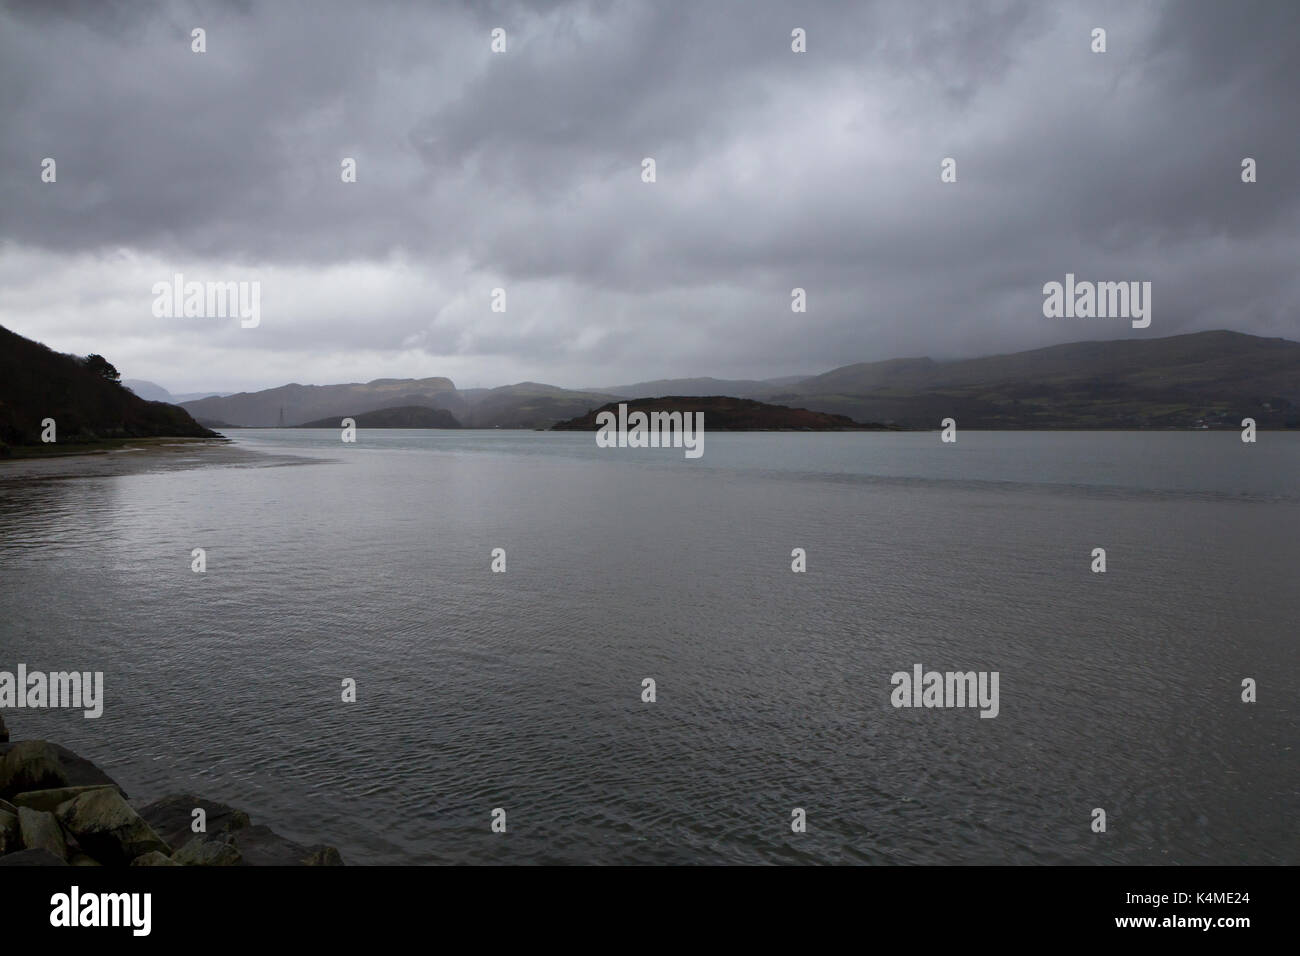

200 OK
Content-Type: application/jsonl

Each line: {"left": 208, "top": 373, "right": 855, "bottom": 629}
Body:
{"left": 84, "top": 354, "right": 121, "bottom": 383}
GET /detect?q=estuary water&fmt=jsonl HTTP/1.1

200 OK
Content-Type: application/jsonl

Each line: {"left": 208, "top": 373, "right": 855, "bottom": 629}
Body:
{"left": 0, "top": 429, "right": 1296, "bottom": 864}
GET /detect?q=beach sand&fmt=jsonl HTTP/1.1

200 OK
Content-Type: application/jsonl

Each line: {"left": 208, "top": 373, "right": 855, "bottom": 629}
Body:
{"left": 0, "top": 437, "right": 318, "bottom": 481}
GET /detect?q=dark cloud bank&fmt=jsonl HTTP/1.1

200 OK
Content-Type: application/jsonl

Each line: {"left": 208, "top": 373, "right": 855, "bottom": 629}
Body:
{"left": 0, "top": 0, "right": 1296, "bottom": 392}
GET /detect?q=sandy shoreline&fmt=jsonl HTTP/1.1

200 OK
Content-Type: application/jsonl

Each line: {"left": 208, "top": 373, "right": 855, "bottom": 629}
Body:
{"left": 0, "top": 437, "right": 318, "bottom": 481}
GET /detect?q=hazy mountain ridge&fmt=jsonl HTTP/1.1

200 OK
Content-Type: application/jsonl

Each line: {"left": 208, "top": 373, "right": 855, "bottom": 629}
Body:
{"left": 173, "top": 330, "right": 1299, "bottom": 430}
{"left": 182, "top": 379, "right": 618, "bottom": 430}
{"left": 123, "top": 380, "right": 230, "bottom": 404}
{"left": 774, "top": 330, "right": 1300, "bottom": 428}
{"left": 182, "top": 377, "right": 462, "bottom": 428}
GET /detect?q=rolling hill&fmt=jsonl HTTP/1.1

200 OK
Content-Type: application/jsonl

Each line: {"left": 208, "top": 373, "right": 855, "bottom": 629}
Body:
{"left": 181, "top": 376, "right": 464, "bottom": 428}
{"left": 183, "top": 379, "right": 617, "bottom": 429}
{"left": 763, "top": 331, "right": 1300, "bottom": 428}
{"left": 297, "top": 406, "right": 461, "bottom": 428}
{"left": 456, "top": 382, "right": 621, "bottom": 428}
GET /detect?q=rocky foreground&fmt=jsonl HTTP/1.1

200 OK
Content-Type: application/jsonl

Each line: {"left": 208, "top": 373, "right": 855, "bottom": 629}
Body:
{"left": 0, "top": 715, "right": 343, "bottom": 867}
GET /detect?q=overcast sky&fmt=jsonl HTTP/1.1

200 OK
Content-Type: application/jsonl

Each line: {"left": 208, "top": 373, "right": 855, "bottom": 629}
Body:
{"left": 1, "top": 0, "right": 1297, "bottom": 394}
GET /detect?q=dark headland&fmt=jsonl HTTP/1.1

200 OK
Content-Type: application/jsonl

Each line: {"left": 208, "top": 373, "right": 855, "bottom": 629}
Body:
{"left": 0, "top": 324, "right": 217, "bottom": 457}
{"left": 551, "top": 396, "right": 890, "bottom": 430}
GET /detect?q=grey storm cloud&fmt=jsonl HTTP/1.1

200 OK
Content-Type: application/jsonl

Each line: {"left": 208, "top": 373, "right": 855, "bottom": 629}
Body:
{"left": 0, "top": 0, "right": 1296, "bottom": 391}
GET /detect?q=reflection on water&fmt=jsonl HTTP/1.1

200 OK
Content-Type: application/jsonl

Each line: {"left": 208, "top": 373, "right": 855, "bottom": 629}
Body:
{"left": 0, "top": 431, "right": 1296, "bottom": 864}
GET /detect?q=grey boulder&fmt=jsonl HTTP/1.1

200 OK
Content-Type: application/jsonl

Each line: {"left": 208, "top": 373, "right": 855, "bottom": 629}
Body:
{"left": 0, "top": 808, "right": 19, "bottom": 855}
{"left": 54, "top": 788, "right": 170, "bottom": 865}
{"left": 17, "top": 806, "right": 67, "bottom": 860}
{"left": 137, "top": 793, "right": 251, "bottom": 849}
{"left": 172, "top": 835, "right": 243, "bottom": 866}
{"left": 0, "top": 740, "right": 126, "bottom": 800}
{"left": 13, "top": 784, "right": 118, "bottom": 813}
{"left": 228, "top": 825, "right": 344, "bottom": 866}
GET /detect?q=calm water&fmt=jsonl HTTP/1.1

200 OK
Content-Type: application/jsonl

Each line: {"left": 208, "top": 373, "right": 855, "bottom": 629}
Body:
{"left": 1, "top": 430, "right": 1296, "bottom": 865}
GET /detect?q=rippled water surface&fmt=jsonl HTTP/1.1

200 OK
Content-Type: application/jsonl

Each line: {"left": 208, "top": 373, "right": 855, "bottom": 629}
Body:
{"left": 1, "top": 430, "right": 1296, "bottom": 864}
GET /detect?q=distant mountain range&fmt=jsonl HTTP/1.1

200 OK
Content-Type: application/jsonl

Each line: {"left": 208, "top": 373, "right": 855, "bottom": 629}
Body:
{"left": 753, "top": 331, "right": 1299, "bottom": 428}
{"left": 181, "top": 376, "right": 464, "bottom": 428}
{"left": 178, "top": 377, "right": 621, "bottom": 429}
{"left": 122, "top": 380, "right": 231, "bottom": 404}
{"left": 0, "top": 326, "right": 215, "bottom": 450}
{"left": 176, "top": 330, "right": 1299, "bottom": 430}
{"left": 4, "top": 326, "right": 1295, "bottom": 443}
